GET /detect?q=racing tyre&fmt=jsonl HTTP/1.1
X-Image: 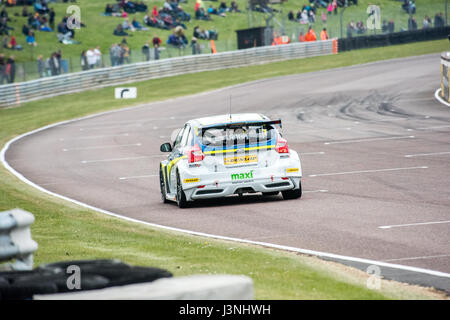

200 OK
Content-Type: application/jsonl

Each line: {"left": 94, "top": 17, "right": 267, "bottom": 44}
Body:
{"left": 282, "top": 181, "right": 302, "bottom": 200}
{"left": 159, "top": 166, "right": 170, "bottom": 203}
{"left": 176, "top": 172, "right": 189, "bottom": 208}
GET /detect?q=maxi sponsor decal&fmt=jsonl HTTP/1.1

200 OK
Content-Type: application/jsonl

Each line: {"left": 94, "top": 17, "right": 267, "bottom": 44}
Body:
{"left": 231, "top": 170, "right": 254, "bottom": 184}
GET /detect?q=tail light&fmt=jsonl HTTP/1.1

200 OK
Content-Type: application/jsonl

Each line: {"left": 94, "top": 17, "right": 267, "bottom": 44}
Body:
{"left": 275, "top": 136, "right": 289, "bottom": 154}
{"left": 187, "top": 144, "right": 205, "bottom": 163}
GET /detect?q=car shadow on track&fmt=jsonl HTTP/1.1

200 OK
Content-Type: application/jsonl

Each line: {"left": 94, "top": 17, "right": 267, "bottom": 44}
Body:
{"left": 177, "top": 194, "right": 286, "bottom": 209}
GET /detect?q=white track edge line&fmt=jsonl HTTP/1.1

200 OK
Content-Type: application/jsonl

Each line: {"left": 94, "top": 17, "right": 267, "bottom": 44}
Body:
{"left": 2, "top": 105, "right": 450, "bottom": 280}
{"left": 434, "top": 88, "right": 450, "bottom": 108}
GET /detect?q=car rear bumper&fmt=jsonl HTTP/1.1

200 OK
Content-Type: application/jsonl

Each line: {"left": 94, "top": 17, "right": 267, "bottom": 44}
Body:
{"left": 184, "top": 176, "right": 301, "bottom": 200}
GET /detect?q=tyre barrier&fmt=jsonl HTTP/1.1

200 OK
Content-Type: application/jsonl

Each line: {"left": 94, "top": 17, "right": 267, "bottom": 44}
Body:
{"left": 1, "top": 209, "right": 254, "bottom": 300}
{"left": 0, "top": 259, "right": 173, "bottom": 300}
{"left": 441, "top": 52, "right": 450, "bottom": 103}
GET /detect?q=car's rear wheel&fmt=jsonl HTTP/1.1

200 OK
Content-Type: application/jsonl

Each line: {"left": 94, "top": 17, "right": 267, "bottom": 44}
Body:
{"left": 159, "top": 166, "right": 169, "bottom": 203}
{"left": 282, "top": 181, "right": 302, "bottom": 200}
{"left": 176, "top": 172, "right": 189, "bottom": 208}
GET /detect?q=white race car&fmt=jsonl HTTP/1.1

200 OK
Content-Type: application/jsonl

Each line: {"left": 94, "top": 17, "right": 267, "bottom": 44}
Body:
{"left": 159, "top": 113, "right": 302, "bottom": 208}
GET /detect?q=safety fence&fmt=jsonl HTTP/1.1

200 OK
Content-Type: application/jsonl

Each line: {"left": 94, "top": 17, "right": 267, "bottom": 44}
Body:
{"left": 441, "top": 51, "right": 450, "bottom": 103}
{"left": 338, "top": 26, "right": 450, "bottom": 52}
{"left": 0, "top": 39, "right": 337, "bottom": 107}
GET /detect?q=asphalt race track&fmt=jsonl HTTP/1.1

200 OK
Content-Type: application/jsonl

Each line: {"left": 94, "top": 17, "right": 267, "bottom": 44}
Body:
{"left": 5, "top": 54, "right": 450, "bottom": 291}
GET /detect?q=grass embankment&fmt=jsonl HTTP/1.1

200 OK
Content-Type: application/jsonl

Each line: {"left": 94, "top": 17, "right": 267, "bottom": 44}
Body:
{"left": 0, "top": 0, "right": 446, "bottom": 64}
{"left": 1, "top": 40, "right": 449, "bottom": 299}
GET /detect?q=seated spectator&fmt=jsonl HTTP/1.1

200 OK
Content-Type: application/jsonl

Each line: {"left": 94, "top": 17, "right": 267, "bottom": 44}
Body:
{"left": 57, "top": 21, "right": 73, "bottom": 42}
{"left": 176, "top": 6, "right": 191, "bottom": 21}
{"left": 208, "top": 5, "right": 226, "bottom": 17}
{"left": 230, "top": 1, "right": 240, "bottom": 13}
{"left": 0, "top": 17, "right": 14, "bottom": 35}
{"left": 132, "top": 17, "right": 147, "bottom": 30}
{"left": 300, "top": 10, "right": 308, "bottom": 24}
{"left": 22, "top": 24, "right": 30, "bottom": 36}
{"left": 402, "top": 0, "right": 416, "bottom": 15}
{"left": 34, "top": 1, "right": 49, "bottom": 15}
{"left": 122, "top": 18, "right": 135, "bottom": 31}
{"left": 219, "top": 1, "right": 228, "bottom": 13}
{"left": 288, "top": 10, "right": 295, "bottom": 21}
{"left": 26, "top": 30, "right": 37, "bottom": 46}
{"left": 0, "top": 8, "right": 10, "bottom": 21}
{"left": 135, "top": 1, "right": 148, "bottom": 12}
{"left": 22, "top": 6, "right": 29, "bottom": 17}
{"left": 195, "top": 8, "right": 211, "bottom": 21}
{"left": 104, "top": 4, "right": 114, "bottom": 16}
{"left": 113, "top": 24, "right": 129, "bottom": 36}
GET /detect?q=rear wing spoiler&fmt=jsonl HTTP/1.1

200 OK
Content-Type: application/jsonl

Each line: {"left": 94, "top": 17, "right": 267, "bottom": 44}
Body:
{"left": 200, "top": 119, "right": 282, "bottom": 135}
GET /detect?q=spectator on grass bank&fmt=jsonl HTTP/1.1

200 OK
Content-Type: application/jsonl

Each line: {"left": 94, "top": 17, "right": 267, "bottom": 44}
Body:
{"left": 320, "top": 27, "right": 328, "bottom": 40}
{"left": 0, "top": 54, "right": 7, "bottom": 85}
{"left": 113, "top": 24, "right": 128, "bottom": 36}
{"left": 304, "top": 26, "right": 316, "bottom": 41}
{"left": 110, "top": 43, "right": 122, "bottom": 66}
{"left": 142, "top": 40, "right": 150, "bottom": 61}
{"left": 121, "top": 43, "right": 131, "bottom": 64}
{"left": 6, "top": 55, "right": 15, "bottom": 83}
{"left": 190, "top": 36, "right": 201, "bottom": 54}
{"left": 37, "top": 54, "right": 45, "bottom": 77}
{"left": 49, "top": 8, "right": 55, "bottom": 30}
{"left": 94, "top": 46, "right": 102, "bottom": 67}
{"left": 408, "top": 16, "right": 417, "bottom": 31}
{"left": 49, "top": 52, "right": 60, "bottom": 76}
{"left": 346, "top": 21, "right": 355, "bottom": 38}
{"left": 423, "top": 16, "right": 432, "bottom": 29}
{"left": 81, "top": 50, "right": 89, "bottom": 71}
{"left": 153, "top": 34, "right": 162, "bottom": 60}
{"left": 434, "top": 12, "right": 445, "bottom": 28}
{"left": 26, "top": 30, "right": 37, "bottom": 46}
{"left": 86, "top": 48, "right": 96, "bottom": 69}
{"left": 298, "top": 31, "right": 305, "bottom": 42}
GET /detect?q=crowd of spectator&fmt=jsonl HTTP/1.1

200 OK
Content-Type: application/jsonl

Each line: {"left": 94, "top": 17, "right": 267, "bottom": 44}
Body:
{"left": 141, "top": 2, "right": 190, "bottom": 31}
{"left": 36, "top": 49, "right": 66, "bottom": 78}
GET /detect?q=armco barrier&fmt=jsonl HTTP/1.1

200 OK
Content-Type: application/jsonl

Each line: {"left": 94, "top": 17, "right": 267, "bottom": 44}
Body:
{"left": 0, "top": 40, "right": 337, "bottom": 108}
{"left": 338, "top": 26, "right": 450, "bottom": 52}
{"left": 441, "top": 52, "right": 450, "bottom": 103}
{"left": 0, "top": 209, "right": 38, "bottom": 271}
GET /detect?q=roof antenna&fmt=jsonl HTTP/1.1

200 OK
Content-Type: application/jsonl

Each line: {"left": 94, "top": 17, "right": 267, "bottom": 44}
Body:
{"left": 229, "top": 94, "right": 232, "bottom": 122}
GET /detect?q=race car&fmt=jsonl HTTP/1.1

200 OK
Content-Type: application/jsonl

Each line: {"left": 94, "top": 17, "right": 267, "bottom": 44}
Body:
{"left": 159, "top": 113, "right": 302, "bottom": 208}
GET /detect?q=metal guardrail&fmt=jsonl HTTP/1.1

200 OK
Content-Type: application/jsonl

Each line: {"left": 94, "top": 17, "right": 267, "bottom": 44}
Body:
{"left": 0, "top": 209, "right": 38, "bottom": 271}
{"left": 0, "top": 40, "right": 337, "bottom": 108}
{"left": 441, "top": 52, "right": 450, "bottom": 103}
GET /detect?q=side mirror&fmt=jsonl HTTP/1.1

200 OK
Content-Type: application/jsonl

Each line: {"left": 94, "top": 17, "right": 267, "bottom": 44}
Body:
{"left": 160, "top": 142, "right": 172, "bottom": 152}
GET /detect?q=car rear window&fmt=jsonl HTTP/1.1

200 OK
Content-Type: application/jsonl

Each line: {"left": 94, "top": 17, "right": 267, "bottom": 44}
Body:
{"left": 199, "top": 125, "right": 277, "bottom": 149}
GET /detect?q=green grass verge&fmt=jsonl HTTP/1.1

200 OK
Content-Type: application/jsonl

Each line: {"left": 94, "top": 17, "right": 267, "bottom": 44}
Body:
{"left": 1, "top": 40, "right": 449, "bottom": 299}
